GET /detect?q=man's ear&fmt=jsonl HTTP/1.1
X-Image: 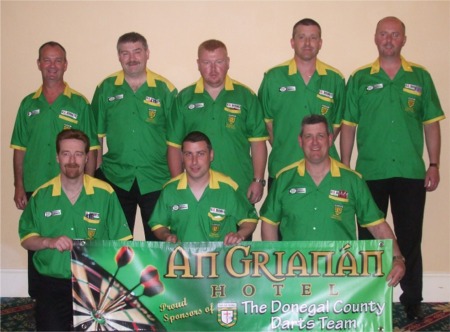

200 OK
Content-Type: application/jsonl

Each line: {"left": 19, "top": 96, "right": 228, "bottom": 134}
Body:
{"left": 298, "top": 135, "right": 303, "bottom": 149}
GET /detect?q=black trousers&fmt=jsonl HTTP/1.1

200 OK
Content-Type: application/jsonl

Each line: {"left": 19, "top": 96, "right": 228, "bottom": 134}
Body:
{"left": 35, "top": 274, "right": 73, "bottom": 331}
{"left": 25, "top": 191, "right": 40, "bottom": 298}
{"left": 359, "top": 178, "right": 426, "bottom": 306}
{"left": 95, "top": 169, "right": 161, "bottom": 241}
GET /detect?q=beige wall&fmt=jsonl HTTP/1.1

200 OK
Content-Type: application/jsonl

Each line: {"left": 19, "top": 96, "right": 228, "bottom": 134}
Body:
{"left": 2, "top": 1, "right": 449, "bottom": 277}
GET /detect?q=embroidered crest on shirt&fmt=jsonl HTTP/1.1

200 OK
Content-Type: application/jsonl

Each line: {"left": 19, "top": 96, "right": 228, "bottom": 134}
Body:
{"left": 144, "top": 96, "right": 161, "bottom": 107}
{"left": 226, "top": 114, "right": 237, "bottom": 129}
{"left": 44, "top": 210, "right": 62, "bottom": 218}
{"left": 366, "top": 83, "right": 383, "bottom": 91}
{"left": 27, "top": 109, "right": 40, "bottom": 117}
{"left": 321, "top": 105, "right": 330, "bottom": 115}
{"left": 289, "top": 187, "right": 306, "bottom": 194}
{"left": 172, "top": 204, "right": 189, "bottom": 211}
{"left": 87, "top": 228, "right": 96, "bottom": 240}
{"left": 188, "top": 103, "right": 205, "bottom": 110}
{"left": 279, "top": 86, "right": 296, "bottom": 92}
{"left": 147, "top": 109, "right": 157, "bottom": 122}
{"left": 405, "top": 98, "right": 416, "bottom": 113}
{"left": 107, "top": 94, "right": 124, "bottom": 102}
{"left": 331, "top": 204, "right": 344, "bottom": 221}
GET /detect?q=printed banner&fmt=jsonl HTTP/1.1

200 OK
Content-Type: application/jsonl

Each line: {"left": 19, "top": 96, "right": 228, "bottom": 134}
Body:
{"left": 71, "top": 240, "right": 393, "bottom": 331}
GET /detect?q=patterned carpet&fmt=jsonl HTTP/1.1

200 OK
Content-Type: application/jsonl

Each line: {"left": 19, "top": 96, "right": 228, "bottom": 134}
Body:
{"left": 1, "top": 298, "right": 449, "bottom": 331}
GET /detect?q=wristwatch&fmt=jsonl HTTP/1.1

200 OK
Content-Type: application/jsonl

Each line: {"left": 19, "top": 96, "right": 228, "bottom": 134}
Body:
{"left": 393, "top": 255, "right": 406, "bottom": 263}
{"left": 429, "top": 163, "right": 440, "bottom": 169}
{"left": 253, "top": 178, "right": 266, "bottom": 187}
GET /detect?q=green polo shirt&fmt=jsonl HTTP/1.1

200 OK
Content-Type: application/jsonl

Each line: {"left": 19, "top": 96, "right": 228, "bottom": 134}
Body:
{"left": 92, "top": 69, "right": 177, "bottom": 193}
{"left": 260, "top": 158, "right": 384, "bottom": 241}
{"left": 10, "top": 83, "right": 99, "bottom": 192}
{"left": 149, "top": 170, "right": 258, "bottom": 242}
{"left": 258, "top": 58, "right": 345, "bottom": 178}
{"left": 343, "top": 57, "right": 445, "bottom": 180}
{"left": 19, "top": 175, "right": 132, "bottom": 279}
{"left": 167, "top": 76, "right": 268, "bottom": 193}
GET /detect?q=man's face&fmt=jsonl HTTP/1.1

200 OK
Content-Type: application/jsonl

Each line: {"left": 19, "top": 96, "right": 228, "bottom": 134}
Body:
{"left": 182, "top": 141, "right": 213, "bottom": 182}
{"left": 197, "top": 47, "right": 229, "bottom": 89}
{"left": 299, "top": 122, "right": 332, "bottom": 165}
{"left": 118, "top": 41, "right": 149, "bottom": 77}
{"left": 37, "top": 45, "right": 67, "bottom": 83}
{"left": 57, "top": 138, "right": 87, "bottom": 180}
{"left": 291, "top": 24, "right": 322, "bottom": 62}
{"left": 374, "top": 18, "right": 406, "bottom": 58}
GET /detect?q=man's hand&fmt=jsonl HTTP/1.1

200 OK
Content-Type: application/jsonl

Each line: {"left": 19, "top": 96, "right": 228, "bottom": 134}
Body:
{"left": 14, "top": 186, "right": 28, "bottom": 210}
{"left": 46, "top": 236, "right": 73, "bottom": 252}
{"left": 223, "top": 232, "right": 245, "bottom": 246}
{"left": 165, "top": 234, "right": 178, "bottom": 243}
{"left": 424, "top": 166, "right": 440, "bottom": 192}
{"left": 247, "top": 181, "right": 264, "bottom": 204}
{"left": 386, "top": 257, "right": 406, "bottom": 287}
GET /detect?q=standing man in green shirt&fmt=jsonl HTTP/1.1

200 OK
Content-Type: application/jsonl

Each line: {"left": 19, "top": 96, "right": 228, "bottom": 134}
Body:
{"left": 92, "top": 32, "right": 177, "bottom": 241}
{"left": 167, "top": 39, "right": 268, "bottom": 206}
{"left": 340, "top": 17, "right": 445, "bottom": 320}
{"left": 258, "top": 18, "right": 345, "bottom": 188}
{"left": 10, "top": 41, "right": 99, "bottom": 298}
{"left": 260, "top": 114, "right": 405, "bottom": 287}
{"left": 150, "top": 131, "right": 258, "bottom": 244}
{"left": 19, "top": 129, "right": 132, "bottom": 331}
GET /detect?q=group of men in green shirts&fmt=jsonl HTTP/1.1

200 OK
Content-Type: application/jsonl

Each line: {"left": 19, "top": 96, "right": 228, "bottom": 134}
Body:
{"left": 12, "top": 15, "right": 444, "bottom": 330}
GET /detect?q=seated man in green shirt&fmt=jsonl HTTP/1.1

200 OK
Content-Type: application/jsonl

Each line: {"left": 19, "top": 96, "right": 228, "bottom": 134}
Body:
{"left": 19, "top": 129, "right": 132, "bottom": 331}
{"left": 260, "top": 114, "right": 405, "bottom": 287}
{"left": 149, "top": 131, "right": 258, "bottom": 245}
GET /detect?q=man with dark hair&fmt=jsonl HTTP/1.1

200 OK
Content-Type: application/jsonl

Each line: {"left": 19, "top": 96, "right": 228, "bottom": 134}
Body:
{"left": 258, "top": 18, "right": 345, "bottom": 188}
{"left": 167, "top": 39, "right": 268, "bottom": 206}
{"left": 150, "top": 131, "right": 258, "bottom": 244}
{"left": 260, "top": 115, "right": 405, "bottom": 287}
{"left": 92, "top": 32, "right": 177, "bottom": 241}
{"left": 19, "top": 129, "right": 132, "bottom": 331}
{"left": 10, "top": 40, "right": 99, "bottom": 297}
{"left": 340, "top": 16, "right": 445, "bottom": 320}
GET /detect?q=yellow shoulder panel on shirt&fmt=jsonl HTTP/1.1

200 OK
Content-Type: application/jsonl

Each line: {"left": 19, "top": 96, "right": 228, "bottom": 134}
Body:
{"left": 350, "top": 63, "right": 373, "bottom": 77}
{"left": 85, "top": 175, "right": 115, "bottom": 194}
{"left": 148, "top": 69, "right": 177, "bottom": 92}
{"left": 275, "top": 160, "right": 302, "bottom": 179}
{"left": 316, "top": 59, "right": 345, "bottom": 79}
{"left": 210, "top": 170, "right": 239, "bottom": 191}
{"left": 265, "top": 59, "right": 291, "bottom": 73}
{"left": 32, "top": 176, "right": 60, "bottom": 197}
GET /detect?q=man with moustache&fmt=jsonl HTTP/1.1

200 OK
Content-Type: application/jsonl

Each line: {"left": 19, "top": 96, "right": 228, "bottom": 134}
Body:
{"left": 340, "top": 16, "right": 445, "bottom": 320}
{"left": 258, "top": 18, "right": 345, "bottom": 189}
{"left": 150, "top": 131, "right": 258, "bottom": 244}
{"left": 92, "top": 32, "right": 177, "bottom": 241}
{"left": 19, "top": 129, "right": 132, "bottom": 331}
{"left": 10, "top": 41, "right": 99, "bottom": 297}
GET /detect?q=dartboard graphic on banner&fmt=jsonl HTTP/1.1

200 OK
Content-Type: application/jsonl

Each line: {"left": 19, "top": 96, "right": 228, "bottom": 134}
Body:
{"left": 71, "top": 239, "right": 394, "bottom": 331}
{"left": 71, "top": 241, "right": 166, "bottom": 331}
